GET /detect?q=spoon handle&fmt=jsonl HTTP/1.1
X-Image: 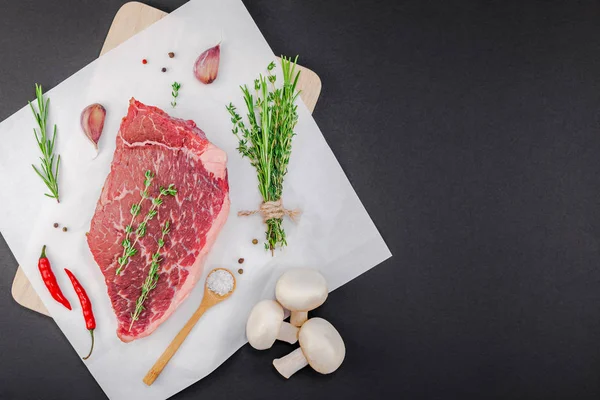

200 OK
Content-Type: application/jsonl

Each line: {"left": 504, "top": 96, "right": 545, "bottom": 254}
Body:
{"left": 143, "top": 301, "right": 211, "bottom": 385}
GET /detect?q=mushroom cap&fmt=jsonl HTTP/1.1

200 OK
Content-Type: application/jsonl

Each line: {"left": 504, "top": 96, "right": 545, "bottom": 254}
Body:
{"left": 246, "top": 300, "right": 284, "bottom": 350}
{"left": 275, "top": 268, "right": 328, "bottom": 312}
{"left": 298, "top": 318, "right": 345, "bottom": 374}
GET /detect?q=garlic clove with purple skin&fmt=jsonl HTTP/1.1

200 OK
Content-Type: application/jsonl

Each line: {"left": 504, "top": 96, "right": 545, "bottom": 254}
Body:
{"left": 81, "top": 103, "right": 106, "bottom": 153}
{"left": 194, "top": 43, "right": 220, "bottom": 84}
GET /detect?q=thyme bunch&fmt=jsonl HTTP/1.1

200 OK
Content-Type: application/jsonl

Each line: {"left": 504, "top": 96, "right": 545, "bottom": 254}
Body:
{"left": 226, "top": 56, "right": 301, "bottom": 252}
{"left": 30, "top": 84, "right": 61, "bottom": 202}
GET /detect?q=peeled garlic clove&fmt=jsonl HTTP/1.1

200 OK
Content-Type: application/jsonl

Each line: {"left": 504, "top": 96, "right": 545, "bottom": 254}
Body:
{"left": 81, "top": 103, "right": 106, "bottom": 150}
{"left": 194, "top": 43, "right": 220, "bottom": 84}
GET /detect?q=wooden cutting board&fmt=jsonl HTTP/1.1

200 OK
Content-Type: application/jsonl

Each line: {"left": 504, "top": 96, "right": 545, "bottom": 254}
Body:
{"left": 11, "top": 1, "right": 322, "bottom": 317}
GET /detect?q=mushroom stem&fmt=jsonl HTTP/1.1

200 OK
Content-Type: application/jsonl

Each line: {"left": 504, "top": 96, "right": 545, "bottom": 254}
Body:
{"left": 290, "top": 311, "right": 308, "bottom": 327}
{"left": 277, "top": 322, "right": 299, "bottom": 344}
{"left": 273, "top": 348, "right": 308, "bottom": 379}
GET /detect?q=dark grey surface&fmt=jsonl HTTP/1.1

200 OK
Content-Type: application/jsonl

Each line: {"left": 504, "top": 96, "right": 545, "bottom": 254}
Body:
{"left": 2, "top": 0, "right": 600, "bottom": 399}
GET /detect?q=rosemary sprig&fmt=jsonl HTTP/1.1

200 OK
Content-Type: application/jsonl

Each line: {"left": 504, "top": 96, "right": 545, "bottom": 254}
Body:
{"left": 129, "top": 220, "right": 170, "bottom": 330}
{"left": 226, "top": 56, "right": 301, "bottom": 252}
{"left": 171, "top": 82, "right": 181, "bottom": 108}
{"left": 30, "top": 84, "right": 61, "bottom": 202}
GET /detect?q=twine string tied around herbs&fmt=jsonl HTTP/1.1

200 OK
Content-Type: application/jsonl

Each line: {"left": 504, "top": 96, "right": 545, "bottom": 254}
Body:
{"left": 238, "top": 199, "right": 301, "bottom": 222}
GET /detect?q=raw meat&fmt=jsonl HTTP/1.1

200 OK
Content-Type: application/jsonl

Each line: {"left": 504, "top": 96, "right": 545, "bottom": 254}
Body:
{"left": 87, "top": 98, "right": 229, "bottom": 342}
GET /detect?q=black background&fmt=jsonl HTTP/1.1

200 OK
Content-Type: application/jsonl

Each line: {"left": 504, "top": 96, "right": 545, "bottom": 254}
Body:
{"left": 1, "top": 1, "right": 600, "bottom": 399}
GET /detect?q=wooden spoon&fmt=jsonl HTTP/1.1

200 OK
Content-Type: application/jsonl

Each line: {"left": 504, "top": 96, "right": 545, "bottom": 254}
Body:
{"left": 143, "top": 268, "right": 236, "bottom": 386}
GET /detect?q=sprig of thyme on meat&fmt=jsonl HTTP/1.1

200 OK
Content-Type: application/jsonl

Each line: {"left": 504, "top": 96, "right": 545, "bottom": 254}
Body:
{"left": 116, "top": 170, "right": 154, "bottom": 275}
{"left": 130, "top": 220, "right": 171, "bottom": 330}
{"left": 116, "top": 170, "right": 177, "bottom": 275}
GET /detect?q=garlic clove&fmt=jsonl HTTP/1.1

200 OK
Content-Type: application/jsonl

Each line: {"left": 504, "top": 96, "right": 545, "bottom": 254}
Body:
{"left": 81, "top": 103, "right": 106, "bottom": 150}
{"left": 194, "top": 43, "right": 220, "bottom": 84}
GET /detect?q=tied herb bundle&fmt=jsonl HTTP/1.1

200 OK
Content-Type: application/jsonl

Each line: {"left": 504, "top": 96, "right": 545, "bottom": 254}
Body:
{"left": 226, "top": 56, "right": 301, "bottom": 253}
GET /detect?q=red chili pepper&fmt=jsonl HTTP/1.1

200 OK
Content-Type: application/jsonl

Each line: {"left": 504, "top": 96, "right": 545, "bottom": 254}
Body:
{"left": 38, "top": 245, "right": 71, "bottom": 310}
{"left": 65, "top": 268, "right": 96, "bottom": 360}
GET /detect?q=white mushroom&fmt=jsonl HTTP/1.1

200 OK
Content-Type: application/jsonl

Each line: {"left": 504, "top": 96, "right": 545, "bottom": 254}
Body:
{"left": 275, "top": 268, "right": 328, "bottom": 327}
{"left": 246, "top": 300, "right": 299, "bottom": 350}
{"left": 272, "top": 317, "right": 345, "bottom": 378}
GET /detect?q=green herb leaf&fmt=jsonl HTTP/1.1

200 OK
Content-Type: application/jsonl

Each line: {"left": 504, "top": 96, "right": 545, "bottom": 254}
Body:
{"left": 130, "top": 203, "right": 141, "bottom": 216}
{"left": 136, "top": 221, "right": 147, "bottom": 237}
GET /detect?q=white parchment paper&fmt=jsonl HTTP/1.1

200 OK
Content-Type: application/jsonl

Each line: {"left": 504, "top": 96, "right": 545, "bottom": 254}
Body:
{"left": 0, "top": 0, "right": 391, "bottom": 398}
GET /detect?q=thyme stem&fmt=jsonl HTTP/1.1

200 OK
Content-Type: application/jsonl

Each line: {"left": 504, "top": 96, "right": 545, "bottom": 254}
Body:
{"left": 115, "top": 171, "right": 177, "bottom": 276}
{"left": 129, "top": 220, "right": 171, "bottom": 330}
{"left": 115, "top": 170, "right": 154, "bottom": 275}
{"left": 171, "top": 82, "right": 181, "bottom": 108}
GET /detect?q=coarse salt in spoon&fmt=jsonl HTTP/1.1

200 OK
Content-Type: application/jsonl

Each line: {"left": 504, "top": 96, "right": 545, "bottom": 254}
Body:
{"left": 143, "top": 268, "right": 236, "bottom": 386}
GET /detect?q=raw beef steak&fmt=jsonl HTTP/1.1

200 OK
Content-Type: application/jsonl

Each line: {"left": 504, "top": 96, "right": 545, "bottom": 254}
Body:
{"left": 87, "top": 99, "right": 229, "bottom": 342}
